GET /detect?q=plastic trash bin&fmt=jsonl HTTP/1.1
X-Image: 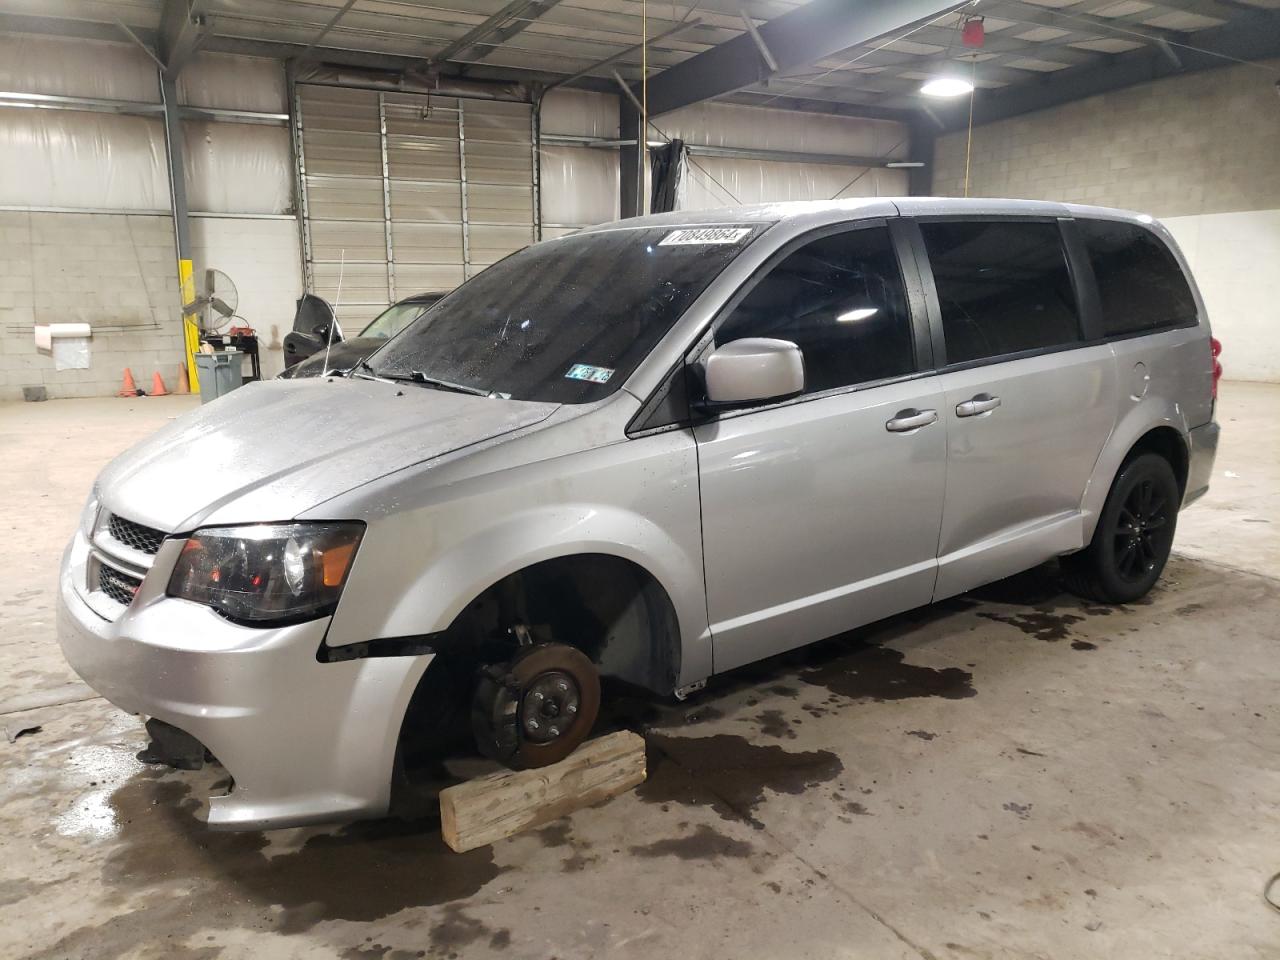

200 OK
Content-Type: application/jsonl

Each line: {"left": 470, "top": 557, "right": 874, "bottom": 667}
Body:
{"left": 194, "top": 352, "right": 243, "bottom": 404}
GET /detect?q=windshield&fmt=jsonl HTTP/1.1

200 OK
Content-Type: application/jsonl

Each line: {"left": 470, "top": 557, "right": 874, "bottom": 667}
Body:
{"left": 367, "top": 225, "right": 762, "bottom": 403}
{"left": 359, "top": 300, "right": 437, "bottom": 340}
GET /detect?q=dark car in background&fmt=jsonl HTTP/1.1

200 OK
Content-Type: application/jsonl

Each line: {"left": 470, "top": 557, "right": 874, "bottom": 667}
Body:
{"left": 280, "top": 292, "right": 445, "bottom": 379}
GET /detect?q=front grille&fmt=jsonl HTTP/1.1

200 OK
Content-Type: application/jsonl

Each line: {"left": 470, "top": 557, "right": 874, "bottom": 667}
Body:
{"left": 99, "top": 565, "right": 143, "bottom": 607}
{"left": 108, "top": 514, "right": 166, "bottom": 555}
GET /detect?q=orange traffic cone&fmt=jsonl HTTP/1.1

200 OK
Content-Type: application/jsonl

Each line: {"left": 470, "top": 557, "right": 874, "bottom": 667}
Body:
{"left": 117, "top": 368, "right": 140, "bottom": 398}
{"left": 176, "top": 362, "right": 190, "bottom": 395}
{"left": 150, "top": 371, "right": 169, "bottom": 396}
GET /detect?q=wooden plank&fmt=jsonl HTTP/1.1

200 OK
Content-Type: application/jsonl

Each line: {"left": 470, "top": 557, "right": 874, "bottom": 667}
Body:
{"left": 440, "top": 730, "right": 646, "bottom": 853}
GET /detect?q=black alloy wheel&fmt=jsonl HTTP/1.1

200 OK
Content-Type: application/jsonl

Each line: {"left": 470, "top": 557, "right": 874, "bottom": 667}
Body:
{"left": 1061, "top": 452, "right": 1180, "bottom": 604}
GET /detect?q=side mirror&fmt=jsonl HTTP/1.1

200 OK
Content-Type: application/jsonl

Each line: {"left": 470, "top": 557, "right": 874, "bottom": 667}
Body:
{"left": 702, "top": 337, "right": 805, "bottom": 408}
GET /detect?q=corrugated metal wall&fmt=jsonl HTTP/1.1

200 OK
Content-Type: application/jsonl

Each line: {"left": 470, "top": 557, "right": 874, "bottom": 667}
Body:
{"left": 295, "top": 84, "right": 535, "bottom": 326}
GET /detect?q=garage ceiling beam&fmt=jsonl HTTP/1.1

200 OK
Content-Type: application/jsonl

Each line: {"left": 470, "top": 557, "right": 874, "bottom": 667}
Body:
{"left": 635, "top": 0, "right": 971, "bottom": 117}
{"left": 930, "top": 10, "right": 1280, "bottom": 131}
{"left": 429, "top": 0, "right": 567, "bottom": 66}
{"left": 0, "top": 12, "right": 156, "bottom": 46}
{"left": 158, "top": 0, "right": 210, "bottom": 75}
{"left": 295, "top": 0, "right": 361, "bottom": 61}
{"left": 990, "top": 2, "right": 1186, "bottom": 43}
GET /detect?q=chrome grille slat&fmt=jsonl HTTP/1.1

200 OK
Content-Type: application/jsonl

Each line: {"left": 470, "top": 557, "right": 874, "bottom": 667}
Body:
{"left": 107, "top": 514, "right": 166, "bottom": 556}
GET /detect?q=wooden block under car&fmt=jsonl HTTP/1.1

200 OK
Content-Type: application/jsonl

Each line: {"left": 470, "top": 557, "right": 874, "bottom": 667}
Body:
{"left": 439, "top": 730, "right": 646, "bottom": 853}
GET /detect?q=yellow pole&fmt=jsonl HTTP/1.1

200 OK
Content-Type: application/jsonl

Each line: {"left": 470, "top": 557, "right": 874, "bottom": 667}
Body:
{"left": 178, "top": 258, "right": 200, "bottom": 392}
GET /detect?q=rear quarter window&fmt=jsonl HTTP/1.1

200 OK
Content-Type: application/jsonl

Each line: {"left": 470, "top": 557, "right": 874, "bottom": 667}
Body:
{"left": 1077, "top": 219, "right": 1197, "bottom": 337}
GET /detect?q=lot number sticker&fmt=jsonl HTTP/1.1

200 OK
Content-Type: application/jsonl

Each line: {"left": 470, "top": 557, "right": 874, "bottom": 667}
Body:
{"left": 658, "top": 227, "right": 752, "bottom": 246}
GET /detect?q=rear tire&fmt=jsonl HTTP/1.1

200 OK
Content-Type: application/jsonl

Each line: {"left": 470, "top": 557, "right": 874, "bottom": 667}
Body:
{"left": 1061, "top": 452, "right": 1179, "bottom": 603}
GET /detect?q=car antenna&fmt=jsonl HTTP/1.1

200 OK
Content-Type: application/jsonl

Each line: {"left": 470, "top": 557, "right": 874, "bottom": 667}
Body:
{"left": 322, "top": 248, "right": 344, "bottom": 377}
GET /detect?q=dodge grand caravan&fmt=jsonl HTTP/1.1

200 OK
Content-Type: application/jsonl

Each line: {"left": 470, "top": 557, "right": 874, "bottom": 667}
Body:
{"left": 58, "top": 198, "right": 1221, "bottom": 829}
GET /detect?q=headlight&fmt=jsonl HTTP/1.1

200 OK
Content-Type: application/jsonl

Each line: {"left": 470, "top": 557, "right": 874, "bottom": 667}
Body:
{"left": 166, "top": 522, "right": 364, "bottom": 625}
{"left": 80, "top": 487, "right": 101, "bottom": 539}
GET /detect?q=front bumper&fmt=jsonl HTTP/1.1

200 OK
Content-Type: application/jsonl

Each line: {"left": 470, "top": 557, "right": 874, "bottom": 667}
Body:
{"left": 1184, "top": 419, "right": 1220, "bottom": 507}
{"left": 57, "top": 530, "right": 433, "bottom": 830}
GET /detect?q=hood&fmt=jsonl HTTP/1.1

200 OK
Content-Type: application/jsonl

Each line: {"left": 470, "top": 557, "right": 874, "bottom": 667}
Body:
{"left": 278, "top": 338, "right": 382, "bottom": 379}
{"left": 98, "top": 377, "right": 558, "bottom": 531}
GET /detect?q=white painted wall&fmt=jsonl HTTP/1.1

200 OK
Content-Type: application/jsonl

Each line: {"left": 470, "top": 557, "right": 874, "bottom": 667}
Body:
{"left": 1164, "top": 210, "right": 1280, "bottom": 384}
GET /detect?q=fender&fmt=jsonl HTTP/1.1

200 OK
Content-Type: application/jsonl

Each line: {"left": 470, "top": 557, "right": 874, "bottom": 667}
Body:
{"left": 383, "top": 505, "right": 708, "bottom": 685}
{"left": 318, "top": 426, "right": 712, "bottom": 687}
{"left": 1078, "top": 395, "right": 1190, "bottom": 543}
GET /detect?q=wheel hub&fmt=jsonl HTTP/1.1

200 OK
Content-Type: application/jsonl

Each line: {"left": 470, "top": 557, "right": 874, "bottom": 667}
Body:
{"left": 1113, "top": 477, "right": 1169, "bottom": 582}
{"left": 520, "top": 671, "right": 580, "bottom": 743}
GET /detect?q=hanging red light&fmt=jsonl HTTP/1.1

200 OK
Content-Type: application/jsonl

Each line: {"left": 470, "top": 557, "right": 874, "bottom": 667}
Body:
{"left": 962, "top": 16, "right": 985, "bottom": 48}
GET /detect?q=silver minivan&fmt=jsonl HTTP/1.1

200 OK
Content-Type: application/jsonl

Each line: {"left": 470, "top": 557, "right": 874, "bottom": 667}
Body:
{"left": 58, "top": 198, "right": 1221, "bottom": 829}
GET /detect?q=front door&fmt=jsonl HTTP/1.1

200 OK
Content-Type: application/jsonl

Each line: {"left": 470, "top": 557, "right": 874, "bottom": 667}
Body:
{"left": 694, "top": 223, "right": 947, "bottom": 674}
{"left": 913, "top": 217, "right": 1119, "bottom": 599}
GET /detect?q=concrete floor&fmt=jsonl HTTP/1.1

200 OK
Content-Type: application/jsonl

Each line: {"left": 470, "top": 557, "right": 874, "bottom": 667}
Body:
{"left": 1, "top": 382, "right": 1277, "bottom": 960}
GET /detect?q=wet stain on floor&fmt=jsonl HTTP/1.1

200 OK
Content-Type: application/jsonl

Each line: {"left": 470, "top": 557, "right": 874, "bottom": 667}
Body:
{"left": 639, "top": 732, "right": 843, "bottom": 829}
{"left": 427, "top": 904, "right": 511, "bottom": 954}
{"left": 797, "top": 643, "right": 976, "bottom": 703}
{"left": 34, "top": 773, "right": 506, "bottom": 959}
{"left": 628, "top": 823, "right": 754, "bottom": 860}
{"left": 978, "top": 610, "right": 1085, "bottom": 642}
{"left": 754, "top": 709, "right": 797, "bottom": 739}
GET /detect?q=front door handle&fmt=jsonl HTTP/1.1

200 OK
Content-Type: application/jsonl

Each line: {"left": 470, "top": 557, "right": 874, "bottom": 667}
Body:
{"left": 885, "top": 408, "right": 938, "bottom": 433}
{"left": 956, "top": 393, "right": 1001, "bottom": 418}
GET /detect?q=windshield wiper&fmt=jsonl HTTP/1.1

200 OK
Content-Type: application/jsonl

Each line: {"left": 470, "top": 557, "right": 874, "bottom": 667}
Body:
{"left": 383, "top": 369, "right": 491, "bottom": 397}
{"left": 348, "top": 358, "right": 394, "bottom": 383}
{"left": 409, "top": 370, "right": 491, "bottom": 396}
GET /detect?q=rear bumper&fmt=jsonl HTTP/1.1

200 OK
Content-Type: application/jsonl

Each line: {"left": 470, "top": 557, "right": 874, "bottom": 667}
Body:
{"left": 57, "top": 531, "right": 433, "bottom": 830}
{"left": 1183, "top": 420, "right": 1220, "bottom": 507}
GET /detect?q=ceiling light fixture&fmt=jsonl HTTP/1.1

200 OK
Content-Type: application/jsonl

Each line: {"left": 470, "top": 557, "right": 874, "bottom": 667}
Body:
{"left": 920, "top": 77, "right": 974, "bottom": 98}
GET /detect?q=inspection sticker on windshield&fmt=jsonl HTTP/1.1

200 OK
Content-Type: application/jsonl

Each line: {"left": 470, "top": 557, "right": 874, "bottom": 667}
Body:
{"left": 565, "top": 363, "right": 614, "bottom": 384}
{"left": 658, "top": 227, "right": 751, "bottom": 246}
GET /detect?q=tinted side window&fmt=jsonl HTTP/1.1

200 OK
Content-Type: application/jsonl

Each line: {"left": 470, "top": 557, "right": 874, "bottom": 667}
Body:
{"left": 1077, "top": 219, "right": 1197, "bottom": 336}
{"left": 715, "top": 226, "right": 914, "bottom": 394}
{"left": 920, "top": 220, "right": 1081, "bottom": 365}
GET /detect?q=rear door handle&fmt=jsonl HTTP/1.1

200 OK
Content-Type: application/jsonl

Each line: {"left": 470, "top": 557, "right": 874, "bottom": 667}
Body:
{"left": 956, "top": 393, "right": 1001, "bottom": 418}
{"left": 885, "top": 408, "right": 938, "bottom": 433}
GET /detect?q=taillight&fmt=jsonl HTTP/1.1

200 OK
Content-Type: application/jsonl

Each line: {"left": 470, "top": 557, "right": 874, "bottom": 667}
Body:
{"left": 1210, "top": 336, "right": 1222, "bottom": 399}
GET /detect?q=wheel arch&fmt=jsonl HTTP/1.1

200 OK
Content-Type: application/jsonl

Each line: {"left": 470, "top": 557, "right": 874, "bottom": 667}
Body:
{"left": 430, "top": 551, "right": 684, "bottom": 696}
{"left": 1082, "top": 405, "right": 1191, "bottom": 542}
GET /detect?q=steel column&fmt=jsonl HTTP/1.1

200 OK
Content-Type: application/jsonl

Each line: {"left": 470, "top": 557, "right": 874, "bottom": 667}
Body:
{"left": 289, "top": 79, "right": 316, "bottom": 294}
{"left": 459, "top": 102, "right": 472, "bottom": 278}
{"left": 618, "top": 100, "right": 643, "bottom": 220}
{"left": 907, "top": 119, "right": 935, "bottom": 196}
{"left": 377, "top": 92, "right": 396, "bottom": 301}
{"left": 160, "top": 70, "right": 201, "bottom": 389}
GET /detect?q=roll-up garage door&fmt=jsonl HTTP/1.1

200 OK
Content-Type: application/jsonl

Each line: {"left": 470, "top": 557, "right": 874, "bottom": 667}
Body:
{"left": 295, "top": 84, "right": 535, "bottom": 328}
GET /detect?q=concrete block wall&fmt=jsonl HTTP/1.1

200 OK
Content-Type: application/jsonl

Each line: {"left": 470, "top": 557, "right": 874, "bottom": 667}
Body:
{"left": 0, "top": 211, "right": 183, "bottom": 401}
{"left": 932, "top": 60, "right": 1280, "bottom": 217}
